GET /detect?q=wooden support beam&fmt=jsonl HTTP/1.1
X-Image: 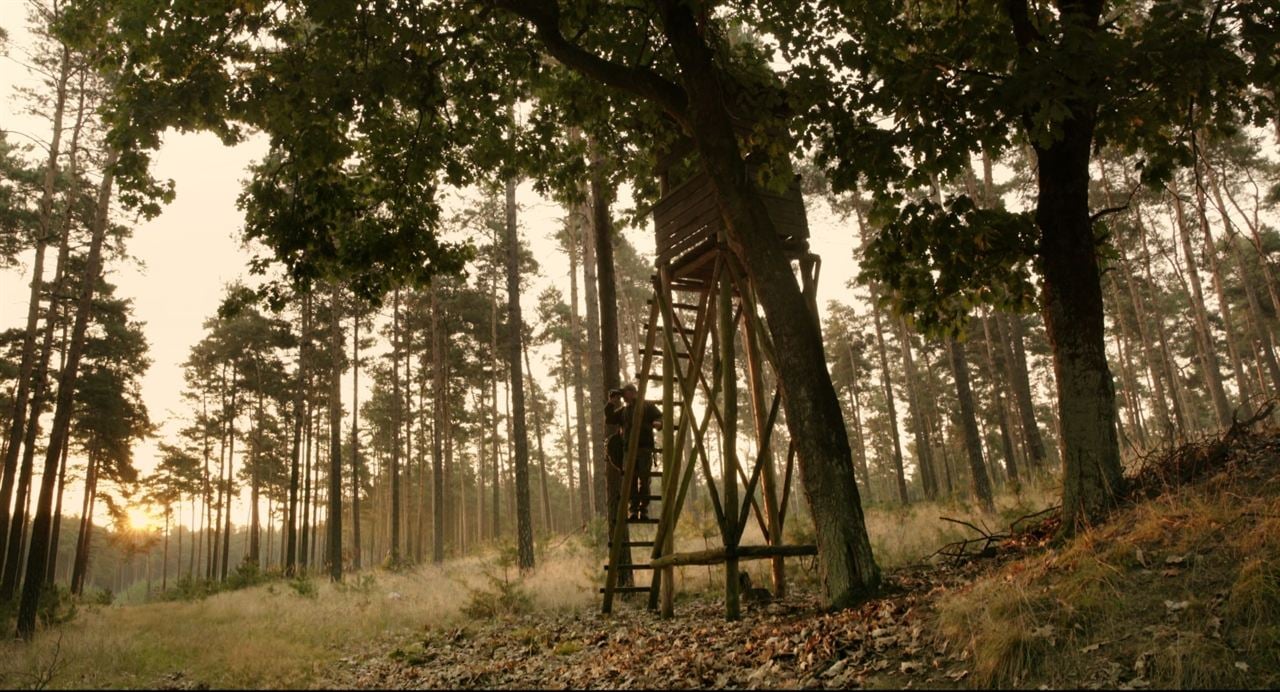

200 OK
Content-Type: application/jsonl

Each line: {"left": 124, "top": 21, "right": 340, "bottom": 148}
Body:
{"left": 649, "top": 544, "right": 818, "bottom": 569}
{"left": 719, "top": 265, "right": 741, "bottom": 621}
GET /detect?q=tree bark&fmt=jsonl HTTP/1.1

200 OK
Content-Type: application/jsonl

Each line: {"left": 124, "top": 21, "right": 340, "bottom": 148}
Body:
{"left": 351, "top": 306, "right": 362, "bottom": 570}
{"left": 504, "top": 175, "right": 535, "bottom": 570}
{"left": 948, "top": 338, "right": 994, "bottom": 511}
{"left": 0, "top": 45, "right": 70, "bottom": 563}
{"left": 16, "top": 148, "right": 117, "bottom": 640}
{"left": 1031, "top": 104, "right": 1124, "bottom": 535}
{"left": 431, "top": 284, "right": 447, "bottom": 564}
{"left": 326, "top": 283, "right": 343, "bottom": 582}
{"left": 567, "top": 214, "right": 594, "bottom": 524}
{"left": 1170, "top": 184, "right": 1235, "bottom": 428}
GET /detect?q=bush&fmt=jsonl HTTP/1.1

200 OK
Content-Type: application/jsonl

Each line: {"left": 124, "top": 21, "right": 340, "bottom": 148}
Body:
{"left": 287, "top": 575, "right": 318, "bottom": 599}
{"left": 225, "top": 561, "right": 266, "bottom": 590}
{"left": 333, "top": 573, "right": 376, "bottom": 596}
{"left": 461, "top": 545, "right": 533, "bottom": 619}
{"left": 88, "top": 588, "right": 114, "bottom": 606}
{"left": 35, "top": 583, "right": 78, "bottom": 628}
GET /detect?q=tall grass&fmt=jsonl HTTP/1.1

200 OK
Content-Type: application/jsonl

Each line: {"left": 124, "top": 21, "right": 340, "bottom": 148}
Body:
{"left": 0, "top": 480, "right": 1057, "bottom": 688}
{"left": 0, "top": 540, "right": 599, "bottom": 689}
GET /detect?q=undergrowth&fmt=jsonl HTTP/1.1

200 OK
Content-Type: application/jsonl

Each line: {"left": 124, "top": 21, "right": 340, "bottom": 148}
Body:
{"left": 936, "top": 424, "right": 1280, "bottom": 689}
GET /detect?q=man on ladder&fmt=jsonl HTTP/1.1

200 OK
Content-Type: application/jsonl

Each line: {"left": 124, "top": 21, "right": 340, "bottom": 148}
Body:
{"left": 605, "top": 383, "right": 663, "bottom": 520}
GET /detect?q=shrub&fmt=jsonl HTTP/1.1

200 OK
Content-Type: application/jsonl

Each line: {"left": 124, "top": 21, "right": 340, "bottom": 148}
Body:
{"left": 461, "top": 545, "right": 533, "bottom": 619}
{"left": 37, "top": 584, "right": 78, "bottom": 628}
{"left": 287, "top": 575, "right": 318, "bottom": 600}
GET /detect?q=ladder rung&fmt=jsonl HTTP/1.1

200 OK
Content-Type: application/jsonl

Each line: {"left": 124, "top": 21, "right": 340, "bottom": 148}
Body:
{"left": 639, "top": 348, "right": 691, "bottom": 359}
{"left": 648, "top": 298, "right": 700, "bottom": 311}
{"left": 645, "top": 322, "right": 696, "bottom": 335}
{"left": 599, "top": 586, "right": 652, "bottom": 594}
{"left": 608, "top": 540, "right": 656, "bottom": 548}
{"left": 605, "top": 564, "right": 655, "bottom": 571}
{"left": 627, "top": 517, "right": 659, "bottom": 525}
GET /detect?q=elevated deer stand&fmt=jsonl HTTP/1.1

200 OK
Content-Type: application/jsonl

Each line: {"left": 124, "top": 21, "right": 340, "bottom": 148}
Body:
{"left": 600, "top": 137, "right": 820, "bottom": 620}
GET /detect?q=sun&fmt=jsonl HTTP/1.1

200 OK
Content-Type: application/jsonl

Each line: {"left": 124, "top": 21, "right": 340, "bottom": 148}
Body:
{"left": 126, "top": 506, "right": 160, "bottom": 532}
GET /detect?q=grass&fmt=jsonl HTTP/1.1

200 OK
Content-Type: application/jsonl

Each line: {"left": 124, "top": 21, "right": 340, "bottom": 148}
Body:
{"left": 935, "top": 452, "right": 1280, "bottom": 689}
{"left": 0, "top": 540, "right": 598, "bottom": 689}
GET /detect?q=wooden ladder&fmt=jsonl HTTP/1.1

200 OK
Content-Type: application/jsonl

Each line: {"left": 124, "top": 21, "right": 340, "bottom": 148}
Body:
{"left": 601, "top": 265, "right": 719, "bottom": 612}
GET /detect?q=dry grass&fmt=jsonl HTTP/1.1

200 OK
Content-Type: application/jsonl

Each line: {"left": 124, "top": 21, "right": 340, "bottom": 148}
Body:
{"left": 935, "top": 456, "right": 1280, "bottom": 689}
{"left": 0, "top": 541, "right": 598, "bottom": 689}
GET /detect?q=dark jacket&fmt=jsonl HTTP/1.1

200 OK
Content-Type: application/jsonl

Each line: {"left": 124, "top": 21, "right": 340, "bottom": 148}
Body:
{"left": 605, "top": 398, "right": 661, "bottom": 450}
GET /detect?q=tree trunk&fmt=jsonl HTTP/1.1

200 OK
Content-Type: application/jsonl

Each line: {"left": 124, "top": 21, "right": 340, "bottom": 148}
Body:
{"left": 980, "top": 313, "right": 1020, "bottom": 487}
{"left": 1032, "top": 109, "right": 1124, "bottom": 535}
{"left": 896, "top": 317, "right": 938, "bottom": 500}
{"left": 16, "top": 148, "right": 117, "bottom": 640}
{"left": 351, "top": 305, "right": 362, "bottom": 570}
{"left": 390, "top": 289, "right": 402, "bottom": 563}
{"left": 0, "top": 47, "right": 70, "bottom": 561}
{"left": 580, "top": 193, "right": 608, "bottom": 518}
{"left": 431, "top": 284, "right": 447, "bottom": 564}
{"left": 326, "top": 283, "right": 343, "bottom": 582}
{"left": 948, "top": 338, "right": 994, "bottom": 511}
{"left": 504, "top": 175, "right": 535, "bottom": 570}
{"left": 567, "top": 216, "right": 594, "bottom": 524}
{"left": 524, "top": 343, "right": 554, "bottom": 533}
{"left": 868, "top": 292, "right": 908, "bottom": 504}
{"left": 286, "top": 293, "right": 309, "bottom": 575}
{"left": 1170, "top": 184, "right": 1235, "bottom": 428}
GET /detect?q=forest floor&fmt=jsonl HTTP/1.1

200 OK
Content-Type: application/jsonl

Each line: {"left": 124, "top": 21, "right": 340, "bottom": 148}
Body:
{"left": 3, "top": 422, "right": 1278, "bottom": 689}
{"left": 333, "top": 421, "right": 1280, "bottom": 690}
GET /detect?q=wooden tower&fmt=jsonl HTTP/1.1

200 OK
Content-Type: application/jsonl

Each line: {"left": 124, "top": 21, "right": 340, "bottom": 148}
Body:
{"left": 600, "top": 138, "right": 821, "bottom": 619}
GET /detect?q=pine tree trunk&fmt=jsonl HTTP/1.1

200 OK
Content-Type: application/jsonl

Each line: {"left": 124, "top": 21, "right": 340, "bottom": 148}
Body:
{"left": 0, "top": 47, "right": 71, "bottom": 560}
{"left": 580, "top": 195, "right": 608, "bottom": 518}
{"left": 16, "top": 148, "right": 117, "bottom": 640}
{"left": 326, "top": 283, "right": 344, "bottom": 582}
{"left": 980, "top": 313, "right": 1020, "bottom": 486}
{"left": 504, "top": 175, "right": 535, "bottom": 570}
{"left": 286, "top": 293, "right": 309, "bottom": 575}
{"left": 431, "top": 284, "right": 447, "bottom": 564}
{"left": 868, "top": 292, "right": 908, "bottom": 504}
{"left": 567, "top": 221, "right": 594, "bottom": 524}
{"left": 524, "top": 343, "right": 554, "bottom": 533}
{"left": 896, "top": 318, "right": 938, "bottom": 500}
{"left": 390, "top": 289, "right": 402, "bottom": 563}
{"left": 948, "top": 338, "right": 994, "bottom": 511}
{"left": 351, "top": 307, "right": 362, "bottom": 570}
{"left": 1170, "top": 184, "right": 1235, "bottom": 428}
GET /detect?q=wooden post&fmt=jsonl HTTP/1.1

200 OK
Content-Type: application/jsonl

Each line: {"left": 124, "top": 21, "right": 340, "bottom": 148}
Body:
{"left": 658, "top": 276, "right": 678, "bottom": 616}
{"left": 720, "top": 267, "right": 740, "bottom": 621}
{"left": 742, "top": 316, "right": 785, "bottom": 598}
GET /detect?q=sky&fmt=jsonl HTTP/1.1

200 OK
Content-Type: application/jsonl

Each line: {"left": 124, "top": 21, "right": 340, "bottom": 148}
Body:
{"left": 0, "top": 2, "right": 865, "bottom": 529}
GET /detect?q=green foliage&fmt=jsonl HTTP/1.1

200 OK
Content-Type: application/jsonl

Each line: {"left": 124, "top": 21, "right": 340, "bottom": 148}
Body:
{"left": 286, "top": 575, "right": 318, "bottom": 600}
{"left": 461, "top": 546, "right": 533, "bottom": 619}
{"left": 333, "top": 573, "right": 376, "bottom": 596}
{"left": 861, "top": 196, "right": 1039, "bottom": 338}
{"left": 37, "top": 583, "right": 79, "bottom": 628}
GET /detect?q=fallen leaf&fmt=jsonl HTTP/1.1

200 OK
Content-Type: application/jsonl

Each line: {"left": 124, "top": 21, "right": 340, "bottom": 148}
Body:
{"left": 1080, "top": 643, "right": 1101, "bottom": 654}
{"left": 1163, "top": 600, "right": 1189, "bottom": 611}
{"left": 1235, "top": 661, "right": 1249, "bottom": 672}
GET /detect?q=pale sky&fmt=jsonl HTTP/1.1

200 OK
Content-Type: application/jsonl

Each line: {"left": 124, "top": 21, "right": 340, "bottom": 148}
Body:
{"left": 0, "top": 2, "right": 863, "bottom": 528}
